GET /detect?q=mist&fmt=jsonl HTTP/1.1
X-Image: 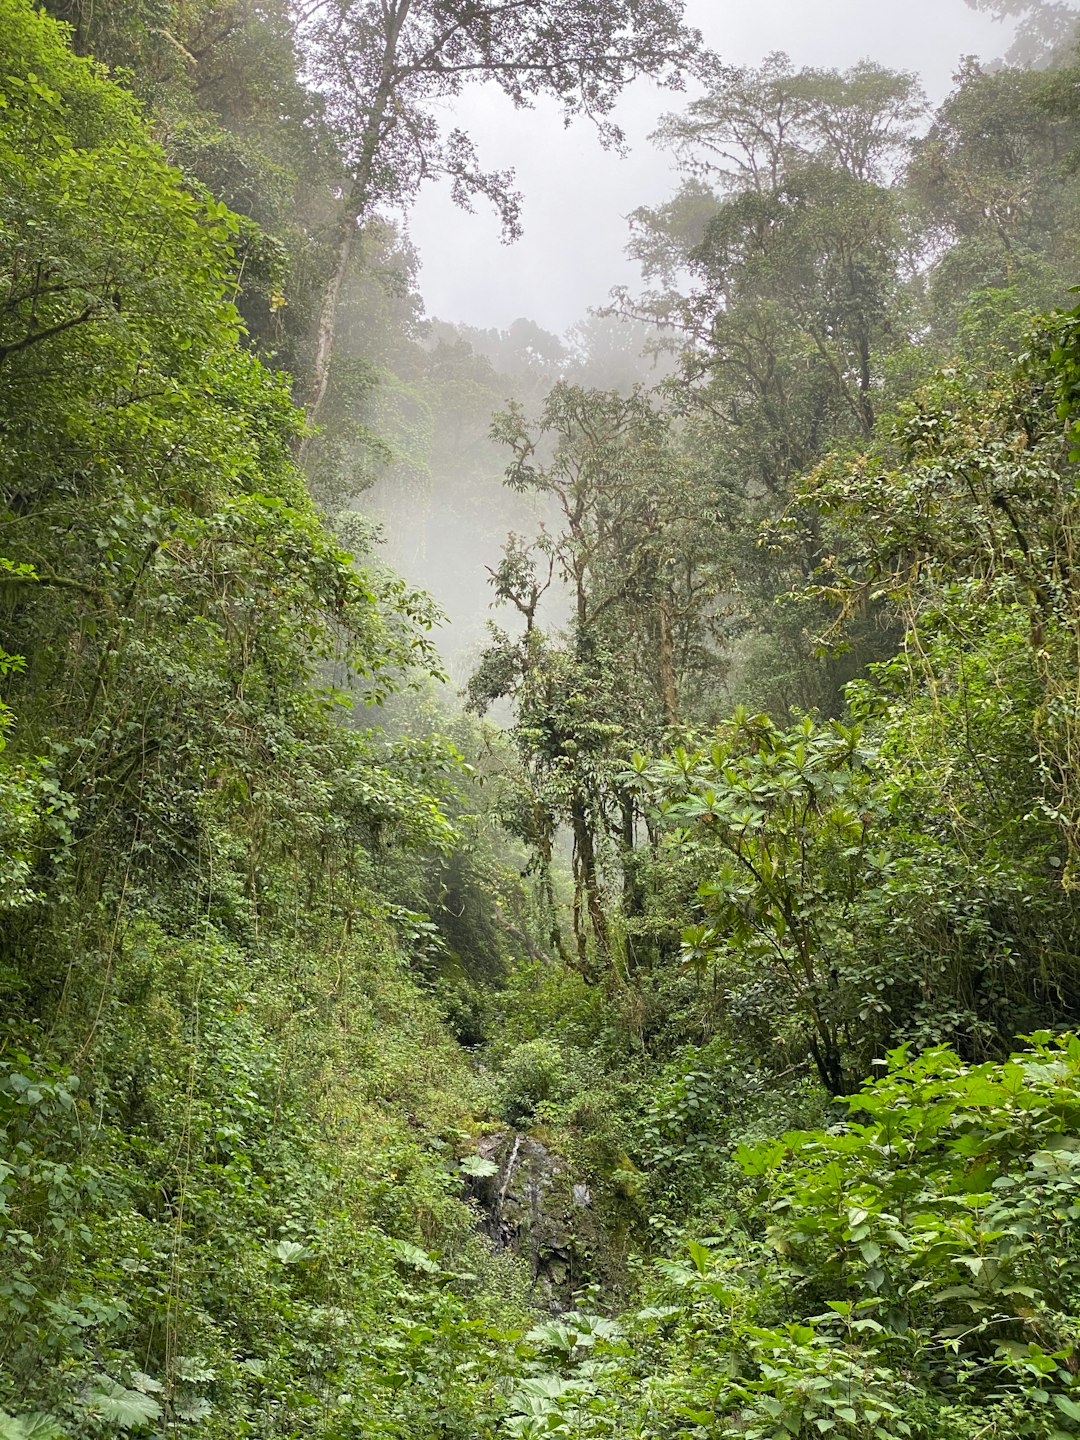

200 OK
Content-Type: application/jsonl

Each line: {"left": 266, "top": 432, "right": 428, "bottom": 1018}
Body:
{"left": 409, "top": 0, "right": 1012, "bottom": 334}
{"left": 355, "top": 0, "right": 1027, "bottom": 681}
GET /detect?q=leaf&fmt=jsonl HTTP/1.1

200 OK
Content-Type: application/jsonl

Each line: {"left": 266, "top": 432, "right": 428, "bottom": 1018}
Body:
{"left": 460, "top": 1155, "right": 499, "bottom": 1177}
{"left": 84, "top": 1377, "right": 162, "bottom": 1430}
{"left": 272, "top": 1239, "right": 314, "bottom": 1264}
{"left": 175, "top": 1397, "right": 213, "bottom": 1422}
{"left": 636, "top": 1305, "right": 682, "bottom": 1322}
{"left": 526, "top": 1320, "right": 578, "bottom": 1352}
{"left": 175, "top": 1356, "right": 216, "bottom": 1384}
{"left": 1053, "top": 1394, "right": 1080, "bottom": 1422}
{"left": 687, "top": 1238, "right": 712, "bottom": 1275}
{"left": 0, "top": 1414, "right": 66, "bottom": 1440}
{"left": 386, "top": 1238, "right": 441, "bottom": 1272}
{"left": 513, "top": 1376, "right": 576, "bottom": 1400}
{"left": 995, "top": 1340, "right": 1034, "bottom": 1361}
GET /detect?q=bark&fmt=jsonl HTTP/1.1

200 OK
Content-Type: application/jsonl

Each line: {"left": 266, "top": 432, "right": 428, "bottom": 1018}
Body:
{"left": 0, "top": 303, "right": 103, "bottom": 364}
{"left": 618, "top": 787, "right": 643, "bottom": 920}
{"left": 536, "top": 813, "right": 571, "bottom": 966}
{"left": 570, "top": 792, "right": 608, "bottom": 966}
{"left": 856, "top": 331, "right": 875, "bottom": 435}
{"left": 808, "top": 1027, "right": 846, "bottom": 1097}
{"left": 301, "top": 219, "right": 358, "bottom": 456}
{"left": 658, "top": 592, "right": 679, "bottom": 727}
{"left": 299, "top": 0, "right": 412, "bottom": 459}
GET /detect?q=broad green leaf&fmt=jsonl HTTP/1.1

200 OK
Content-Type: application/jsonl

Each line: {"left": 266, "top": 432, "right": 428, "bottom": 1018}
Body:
{"left": 386, "top": 1238, "right": 440, "bottom": 1272}
{"left": 0, "top": 1414, "right": 66, "bottom": 1440}
{"left": 460, "top": 1154, "right": 499, "bottom": 1177}
{"left": 272, "top": 1240, "right": 315, "bottom": 1265}
{"left": 687, "top": 1239, "right": 712, "bottom": 1274}
{"left": 84, "top": 1378, "right": 162, "bottom": 1430}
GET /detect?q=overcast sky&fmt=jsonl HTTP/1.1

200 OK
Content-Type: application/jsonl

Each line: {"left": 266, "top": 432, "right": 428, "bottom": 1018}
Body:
{"left": 406, "top": 0, "right": 1012, "bottom": 334}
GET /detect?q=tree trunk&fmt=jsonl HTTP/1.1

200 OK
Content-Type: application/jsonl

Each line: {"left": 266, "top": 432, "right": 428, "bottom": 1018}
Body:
{"left": 536, "top": 811, "right": 570, "bottom": 966}
{"left": 857, "top": 332, "right": 874, "bottom": 436}
{"left": 571, "top": 792, "right": 607, "bottom": 965}
{"left": 808, "top": 1027, "right": 846, "bottom": 1098}
{"left": 301, "top": 217, "right": 358, "bottom": 457}
{"left": 298, "top": 0, "right": 412, "bottom": 459}
{"left": 658, "top": 592, "right": 678, "bottom": 727}
{"left": 618, "top": 787, "right": 643, "bottom": 921}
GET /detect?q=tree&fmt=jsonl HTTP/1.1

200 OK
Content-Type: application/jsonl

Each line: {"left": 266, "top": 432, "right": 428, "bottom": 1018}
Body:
{"left": 622, "top": 55, "right": 921, "bottom": 713}
{"left": 639, "top": 713, "right": 890, "bottom": 1096}
{"left": 469, "top": 382, "right": 733, "bottom": 964}
{"left": 0, "top": 9, "right": 501, "bottom": 1430}
{"left": 909, "top": 57, "right": 1080, "bottom": 342}
{"left": 296, "top": 0, "right": 702, "bottom": 442}
{"left": 634, "top": 297, "right": 1080, "bottom": 1085}
{"left": 0, "top": 0, "right": 443, "bottom": 952}
{"left": 962, "top": 0, "right": 1079, "bottom": 67}
{"left": 632, "top": 55, "right": 923, "bottom": 447}
{"left": 789, "top": 304, "right": 1080, "bottom": 1050}
{"left": 489, "top": 383, "right": 732, "bottom": 728}
{"left": 648, "top": 52, "right": 924, "bottom": 196}
{"left": 38, "top": 0, "right": 344, "bottom": 379}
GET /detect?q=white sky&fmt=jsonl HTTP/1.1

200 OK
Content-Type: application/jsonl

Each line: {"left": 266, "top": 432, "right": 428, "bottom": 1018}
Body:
{"left": 406, "top": 0, "right": 1011, "bottom": 333}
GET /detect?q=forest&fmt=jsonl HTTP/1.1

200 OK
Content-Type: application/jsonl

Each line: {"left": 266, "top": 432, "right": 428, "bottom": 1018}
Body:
{"left": 4, "top": 0, "right": 1080, "bottom": 1435}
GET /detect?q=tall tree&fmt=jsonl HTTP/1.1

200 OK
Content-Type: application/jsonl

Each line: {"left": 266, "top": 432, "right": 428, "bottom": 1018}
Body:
{"left": 469, "top": 383, "right": 732, "bottom": 964}
{"left": 622, "top": 56, "right": 922, "bottom": 713}
{"left": 0, "top": 0, "right": 442, "bottom": 948}
{"left": 296, "top": 0, "right": 702, "bottom": 441}
{"left": 630, "top": 55, "right": 923, "bottom": 446}
{"left": 962, "top": 0, "right": 1079, "bottom": 66}
{"left": 909, "top": 57, "right": 1080, "bottom": 343}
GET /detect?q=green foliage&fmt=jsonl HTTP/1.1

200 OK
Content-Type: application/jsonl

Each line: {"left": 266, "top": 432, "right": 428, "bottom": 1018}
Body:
{"left": 461, "top": 1155, "right": 501, "bottom": 1179}
{"left": 638, "top": 712, "right": 888, "bottom": 1093}
{"left": 735, "top": 1035, "right": 1080, "bottom": 1433}
{"left": 0, "top": 668, "right": 48, "bottom": 913}
{"left": 0, "top": 0, "right": 444, "bottom": 935}
{"left": 0, "top": 919, "right": 523, "bottom": 1438}
{"left": 631, "top": 1039, "right": 820, "bottom": 1235}
{"left": 0, "top": 9, "right": 522, "bottom": 1438}
{"left": 471, "top": 382, "right": 735, "bottom": 968}
{"left": 498, "top": 1039, "right": 578, "bottom": 1126}
{"left": 9, "top": 8, "right": 1080, "bottom": 1440}
{"left": 490, "top": 1038, "right": 1080, "bottom": 1438}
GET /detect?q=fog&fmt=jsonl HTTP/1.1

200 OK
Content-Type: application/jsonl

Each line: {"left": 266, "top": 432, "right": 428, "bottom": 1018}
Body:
{"left": 361, "top": 0, "right": 1023, "bottom": 679}
{"left": 408, "top": 0, "right": 1011, "bottom": 334}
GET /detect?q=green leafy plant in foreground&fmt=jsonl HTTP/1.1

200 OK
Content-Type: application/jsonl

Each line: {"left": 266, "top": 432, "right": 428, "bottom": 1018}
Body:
{"left": 653, "top": 1036, "right": 1080, "bottom": 1438}
{"left": 494, "top": 1036, "right": 1080, "bottom": 1439}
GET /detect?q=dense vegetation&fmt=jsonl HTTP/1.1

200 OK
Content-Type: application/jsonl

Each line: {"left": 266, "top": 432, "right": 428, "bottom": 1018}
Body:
{"left": 4, "top": 1, "right": 1080, "bottom": 1437}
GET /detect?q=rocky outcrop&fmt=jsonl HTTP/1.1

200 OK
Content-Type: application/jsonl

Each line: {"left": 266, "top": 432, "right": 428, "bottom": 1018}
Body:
{"left": 465, "top": 1130, "right": 597, "bottom": 1310}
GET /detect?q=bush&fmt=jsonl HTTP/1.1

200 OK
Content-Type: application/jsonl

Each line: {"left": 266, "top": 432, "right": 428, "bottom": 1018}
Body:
{"left": 497, "top": 1039, "right": 576, "bottom": 1126}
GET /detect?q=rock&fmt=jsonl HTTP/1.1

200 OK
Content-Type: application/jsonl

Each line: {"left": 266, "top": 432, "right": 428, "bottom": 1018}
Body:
{"left": 464, "top": 1130, "right": 603, "bottom": 1311}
